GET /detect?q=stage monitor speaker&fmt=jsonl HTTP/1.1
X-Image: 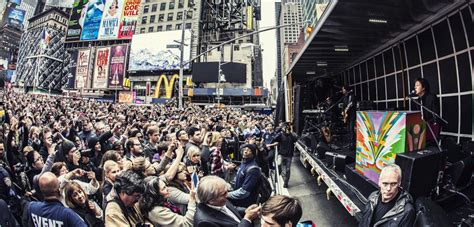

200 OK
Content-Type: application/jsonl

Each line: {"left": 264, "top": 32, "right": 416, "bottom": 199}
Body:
{"left": 345, "top": 165, "right": 378, "bottom": 198}
{"left": 325, "top": 151, "right": 355, "bottom": 172}
{"left": 395, "top": 149, "right": 443, "bottom": 199}
{"left": 414, "top": 197, "right": 452, "bottom": 227}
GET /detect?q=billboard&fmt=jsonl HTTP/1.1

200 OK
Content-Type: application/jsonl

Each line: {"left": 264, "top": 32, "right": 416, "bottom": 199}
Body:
{"left": 76, "top": 49, "right": 91, "bottom": 89}
{"left": 80, "top": 0, "right": 105, "bottom": 40}
{"left": 9, "top": 0, "right": 22, "bottom": 5}
{"left": 98, "top": 0, "right": 124, "bottom": 40}
{"left": 6, "top": 7, "right": 25, "bottom": 29}
{"left": 46, "top": 0, "right": 75, "bottom": 8}
{"left": 129, "top": 30, "right": 192, "bottom": 71}
{"left": 66, "top": 0, "right": 139, "bottom": 41}
{"left": 67, "top": 50, "right": 78, "bottom": 89}
{"left": 93, "top": 47, "right": 110, "bottom": 89}
{"left": 108, "top": 45, "right": 127, "bottom": 89}
{"left": 66, "top": 0, "right": 89, "bottom": 42}
{"left": 118, "top": 0, "right": 139, "bottom": 39}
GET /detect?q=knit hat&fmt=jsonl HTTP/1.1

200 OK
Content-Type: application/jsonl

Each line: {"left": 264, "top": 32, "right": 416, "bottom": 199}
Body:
{"left": 87, "top": 136, "right": 99, "bottom": 150}
{"left": 61, "top": 140, "right": 76, "bottom": 155}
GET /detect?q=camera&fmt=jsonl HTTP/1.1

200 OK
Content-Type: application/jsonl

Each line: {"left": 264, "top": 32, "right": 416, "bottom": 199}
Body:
{"left": 80, "top": 149, "right": 94, "bottom": 158}
{"left": 13, "top": 163, "right": 27, "bottom": 173}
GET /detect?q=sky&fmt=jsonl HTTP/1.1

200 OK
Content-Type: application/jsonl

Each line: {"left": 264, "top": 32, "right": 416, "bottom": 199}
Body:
{"left": 259, "top": 0, "right": 277, "bottom": 89}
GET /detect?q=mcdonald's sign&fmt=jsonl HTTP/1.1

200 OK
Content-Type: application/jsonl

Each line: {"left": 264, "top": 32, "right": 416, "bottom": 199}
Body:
{"left": 153, "top": 74, "right": 179, "bottom": 98}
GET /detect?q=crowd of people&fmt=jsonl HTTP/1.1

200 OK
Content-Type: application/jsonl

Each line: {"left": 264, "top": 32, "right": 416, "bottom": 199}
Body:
{"left": 0, "top": 91, "right": 303, "bottom": 227}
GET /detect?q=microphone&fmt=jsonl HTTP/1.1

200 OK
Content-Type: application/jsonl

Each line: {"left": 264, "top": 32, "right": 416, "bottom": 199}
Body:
{"left": 406, "top": 90, "right": 417, "bottom": 99}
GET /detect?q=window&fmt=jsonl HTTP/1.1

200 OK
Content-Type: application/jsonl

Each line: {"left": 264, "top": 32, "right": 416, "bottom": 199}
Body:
{"left": 169, "top": 1, "right": 175, "bottom": 10}
{"left": 143, "top": 5, "right": 149, "bottom": 13}
{"left": 167, "top": 13, "right": 173, "bottom": 21}
{"left": 188, "top": 0, "right": 194, "bottom": 7}
{"left": 150, "top": 15, "right": 156, "bottom": 23}
{"left": 160, "top": 2, "right": 166, "bottom": 10}
{"left": 166, "top": 25, "right": 172, "bottom": 30}
{"left": 176, "top": 23, "right": 182, "bottom": 29}
{"left": 186, "top": 11, "right": 193, "bottom": 19}
{"left": 151, "top": 4, "right": 157, "bottom": 12}
{"left": 148, "top": 27, "right": 154, "bottom": 32}
{"left": 140, "top": 27, "right": 145, "bottom": 33}
{"left": 234, "top": 45, "right": 240, "bottom": 51}
{"left": 178, "top": 0, "right": 184, "bottom": 8}
{"left": 157, "top": 26, "right": 163, "bottom": 31}
{"left": 158, "top": 14, "right": 164, "bottom": 22}
{"left": 177, "top": 12, "right": 183, "bottom": 20}
{"left": 185, "top": 23, "right": 192, "bottom": 29}
{"left": 141, "top": 16, "right": 147, "bottom": 24}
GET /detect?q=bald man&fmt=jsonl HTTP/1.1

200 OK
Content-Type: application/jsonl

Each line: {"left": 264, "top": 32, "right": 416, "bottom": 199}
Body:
{"left": 23, "top": 173, "right": 87, "bottom": 227}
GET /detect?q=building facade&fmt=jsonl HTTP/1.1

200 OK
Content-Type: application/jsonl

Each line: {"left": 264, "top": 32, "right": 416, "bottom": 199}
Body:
{"left": 16, "top": 7, "right": 71, "bottom": 91}
{"left": 18, "top": 0, "right": 38, "bottom": 29}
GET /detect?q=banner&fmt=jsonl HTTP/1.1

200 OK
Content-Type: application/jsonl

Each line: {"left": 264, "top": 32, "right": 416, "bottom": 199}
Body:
{"left": 76, "top": 49, "right": 90, "bottom": 89}
{"left": 81, "top": 0, "right": 105, "bottom": 40}
{"left": 93, "top": 47, "right": 110, "bottom": 89}
{"left": 118, "top": 0, "right": 140, "bottom": 39}
{"left": 66, "top": 0, "right": 89, "bottom": 42}
{"left": 118, "top": 91, "right": 134, "bottom": 103}
{"left": 108, "top": 45, "right": 126, "bottom": 89}
{"left": 67, "top": 50, "right": 78, "bottom": 89}
{"left": 98, "top": 0, "right": 124, "bottom": 40}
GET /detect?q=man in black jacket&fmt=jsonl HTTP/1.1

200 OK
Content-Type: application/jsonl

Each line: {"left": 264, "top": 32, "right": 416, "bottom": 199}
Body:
{"left": 194, "top": 175, "right": 260, "bottom": 227}
{"left": 273, "top": 124, "right": 297, "bottom": 188}
{"left": 359, "top": 164, "right": 415, "bottom": 227}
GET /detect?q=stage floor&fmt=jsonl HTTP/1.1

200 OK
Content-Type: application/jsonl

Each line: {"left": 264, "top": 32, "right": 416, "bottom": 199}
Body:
{"left": 287, "top": 155, "right": 358, "bottom": 226}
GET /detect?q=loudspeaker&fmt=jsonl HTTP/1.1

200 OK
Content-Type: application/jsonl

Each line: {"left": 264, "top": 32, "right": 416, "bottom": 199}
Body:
{"left": 325, "top": 151, "right": 355, "bottom": 172}
{"left": 395, "top": 149, "right": 443, "bottom": 199}
{"left": 345, "top": 164, "right": 378, "bottom": 198}
{"left": 293, "top": 85, "right": 303, "bottom": 135}
{"left": 415, "top": 197, "right": 452, "bottom": 227}
{"left": 445, "top": 156, "right": 473, "bottom": 188}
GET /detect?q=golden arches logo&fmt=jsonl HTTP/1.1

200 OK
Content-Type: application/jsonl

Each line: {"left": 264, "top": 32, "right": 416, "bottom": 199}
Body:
{"left": 153, "top": 74, "right": 179, "bottom": 98}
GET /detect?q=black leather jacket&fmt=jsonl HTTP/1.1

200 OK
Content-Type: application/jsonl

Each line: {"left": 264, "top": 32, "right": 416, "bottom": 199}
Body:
{"left": 358, "top": 189, "right": 416, "bottom": 227}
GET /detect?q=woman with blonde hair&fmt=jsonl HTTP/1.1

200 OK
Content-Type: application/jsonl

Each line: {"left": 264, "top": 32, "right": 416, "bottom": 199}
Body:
{"left": 102, "top": 160, "right": 121, "bottom": 204}
{"left": 185, "top": 145, "right": 204, "bottom": 177}
{"left": 208, "top": 132, "right": 235, "bottom": 178}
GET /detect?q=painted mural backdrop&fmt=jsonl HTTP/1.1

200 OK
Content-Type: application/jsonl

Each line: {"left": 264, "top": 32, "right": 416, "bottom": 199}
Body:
{"left": 108, "top": 45, "right": 127, "bottom": 89}
{"left": 93, "top": 47, "right": 110, "bottom": 89}
{"left": 355, "top": 111, "right": 426, "bottom": 184}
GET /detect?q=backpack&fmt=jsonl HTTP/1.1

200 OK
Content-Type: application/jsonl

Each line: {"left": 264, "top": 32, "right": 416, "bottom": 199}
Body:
{"left": 246, "top": 166, "right": 272, "bottom": 203}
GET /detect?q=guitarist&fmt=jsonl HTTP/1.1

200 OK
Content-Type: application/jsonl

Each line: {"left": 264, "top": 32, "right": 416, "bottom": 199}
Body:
{"left": 341, "top": 85, "right": 356, "bottom": 147}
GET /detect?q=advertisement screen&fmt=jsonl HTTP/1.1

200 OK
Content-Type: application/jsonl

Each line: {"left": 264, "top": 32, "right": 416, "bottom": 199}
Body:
{"left": 118, "top": 0, "right": 139, "bottom": 39}
{"left": 76, "top": 49, "right": 90, "bottom": 89}
{"left": 67, "top": 50, "right": 78, "bottom": 89}
{"left": 93, "top": 47, "right": 110, "bottom": 89}
{"left": 108, "top": 45, "right": 127, "bottom": 89}
{"left": 9, "top": 0, "right": 22, "bottom": 5}
{"left": 80, "top": 0, "right": 105, "bottom": 40}
{"left": 129, "top": 30, "right": 191, "bottom": 71}
{"left": 46, "top": 0, "right": 75, "bottom": 8}
{"left": 6, "top": 7, "right": 25, "bottom": 29}
{"left": 98, "top": 0, "right": 124, "bottom": 40}
{"left": 66, "top": 0, "right": 89, "bottom": 42}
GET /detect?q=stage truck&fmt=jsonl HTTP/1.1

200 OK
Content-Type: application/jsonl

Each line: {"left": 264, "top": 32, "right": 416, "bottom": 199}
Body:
{"left": 277, "top": 0, "right": 474, "bottom": 226}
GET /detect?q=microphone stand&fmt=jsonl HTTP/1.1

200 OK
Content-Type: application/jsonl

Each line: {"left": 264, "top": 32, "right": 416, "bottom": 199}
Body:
{"left": 408, "top": 96, "right": 448, "bottom": 197}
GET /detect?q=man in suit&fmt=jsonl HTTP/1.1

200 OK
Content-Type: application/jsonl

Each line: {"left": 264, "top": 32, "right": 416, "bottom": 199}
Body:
{"left": 194, "top": 175, "right": 260, "bottom": 227}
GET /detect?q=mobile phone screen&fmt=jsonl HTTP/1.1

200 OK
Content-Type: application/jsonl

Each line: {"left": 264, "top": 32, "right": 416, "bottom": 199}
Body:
{"left": 192, "top": 172, "right": 199, "bottom": 188}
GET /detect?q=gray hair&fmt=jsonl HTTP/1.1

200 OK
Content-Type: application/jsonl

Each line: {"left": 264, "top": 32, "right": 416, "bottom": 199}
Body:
{"left": 197, "top": 175, "right": 229, "bottom": 204}
{"left": 380, "top": 163, "right": 402, "bottom": 182}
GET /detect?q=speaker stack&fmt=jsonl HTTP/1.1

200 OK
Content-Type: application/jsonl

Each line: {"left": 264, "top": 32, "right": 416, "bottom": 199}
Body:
{"left": 395, "top": 149, "right": 444, "bottom": 199}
